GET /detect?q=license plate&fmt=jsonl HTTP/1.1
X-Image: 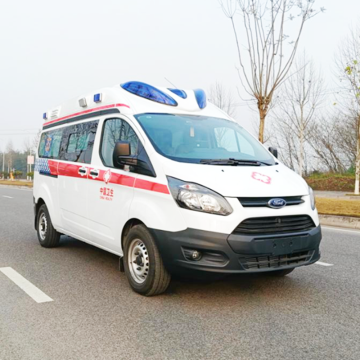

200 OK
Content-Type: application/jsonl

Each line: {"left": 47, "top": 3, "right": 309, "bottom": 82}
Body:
{"left": 271, "top": 238, "right": 297, "bottom": 256}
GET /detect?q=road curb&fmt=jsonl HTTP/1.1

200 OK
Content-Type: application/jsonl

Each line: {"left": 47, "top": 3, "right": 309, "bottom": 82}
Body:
{"left": 319, "top": 214, "right": 360, "bottom": 230}
{"left": 0, "top": 184, "right": 33, "bottom": 190}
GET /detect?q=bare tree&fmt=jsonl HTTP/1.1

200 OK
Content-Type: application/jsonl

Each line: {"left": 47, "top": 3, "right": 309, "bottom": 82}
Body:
{"left": 219, "top": 0, "right": 324, "bottom": 143}
{"left": 307, "top": 117, "right": 347, "bottom": 173}
{"left": 272, "top": 55, "right": 324, "bottom": 176}
{"left": 209, "top": 82, "right": 236, "bottom": 118}
{"left": 335, "top": 25, "right": 360, "bottom": 193}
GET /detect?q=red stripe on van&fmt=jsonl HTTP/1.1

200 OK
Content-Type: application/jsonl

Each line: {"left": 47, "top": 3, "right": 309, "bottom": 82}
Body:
{"left": 43, "top": 103, "right": 130, "bottom": 127}
{"left": 48, "top": 160, "right": 59, "bottom": 176}
{"left": 134, "top": 178, "right": 170, "bottom": 194}
{"left": 110, "top": 172, "right": 136, "bottom": 187}
{"left": 58, "top": 162, "right": 85, "bottom": 178}
{"left": 53, "top": 161, "right": 169, "bottom": 194}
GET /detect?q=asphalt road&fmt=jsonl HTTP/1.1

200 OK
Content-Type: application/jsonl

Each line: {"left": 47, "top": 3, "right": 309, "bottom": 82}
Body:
{"left": 1, "top": 186, "right": 360, "bottom": 360}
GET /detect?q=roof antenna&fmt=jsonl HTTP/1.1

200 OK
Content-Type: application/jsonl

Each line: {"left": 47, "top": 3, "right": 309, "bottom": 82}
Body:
{"left": 164, "top": 77, "right": 178, "bottom": 89}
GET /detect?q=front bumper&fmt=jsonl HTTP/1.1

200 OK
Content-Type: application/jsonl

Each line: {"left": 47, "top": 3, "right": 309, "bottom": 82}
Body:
{"left": 150, "top": 226, "right": 321, "bottom": 275}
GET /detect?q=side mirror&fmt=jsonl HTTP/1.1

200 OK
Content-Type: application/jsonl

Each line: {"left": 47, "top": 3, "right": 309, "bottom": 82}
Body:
{"left": 113, "top": 141, "right": 137, "bottom": 168}
{"left": 268, "top": 147, "right": 278, "bottom": 158}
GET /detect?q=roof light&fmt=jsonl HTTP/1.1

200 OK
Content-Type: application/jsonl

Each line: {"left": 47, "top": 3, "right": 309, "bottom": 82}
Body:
{"left": 194, "top": 89, "right": 207, "bottom": 109}
{"left": 94, "top": 93, "right": 102, "bottom": 103}
{"left": 168, "top": 88, "right": 187, "bottom": 99}
{"left": 43, "top": 113, "right": 47, "bottom": 120}
{"left": 121, "top": 81, "right": 177, "bottom": 106}
{"left": 79, "top": 98, "right": 87, "bottom": 107}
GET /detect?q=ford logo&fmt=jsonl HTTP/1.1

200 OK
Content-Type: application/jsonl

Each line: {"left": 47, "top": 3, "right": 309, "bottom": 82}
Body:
{"left": 268, "top": 198, "right": 287, "bottom": 209}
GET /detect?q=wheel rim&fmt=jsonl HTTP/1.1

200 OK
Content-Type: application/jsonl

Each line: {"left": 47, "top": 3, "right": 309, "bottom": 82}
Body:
{"left": 128, "top": 239, "right": 149, "bottom": 284}
{"left": 39, "top": 213, "right": 48, "bottom": 241}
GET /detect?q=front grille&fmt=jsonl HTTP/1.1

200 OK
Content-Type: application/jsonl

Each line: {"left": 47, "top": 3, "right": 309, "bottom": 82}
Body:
{"left": 239, "top": 251, "right": 313, "bottom": 270}
{"left": 238, "top": 196, "right": 304, "bottom": 208}
{"left": 233, "top": 215, "right": 316, "bottom": 236}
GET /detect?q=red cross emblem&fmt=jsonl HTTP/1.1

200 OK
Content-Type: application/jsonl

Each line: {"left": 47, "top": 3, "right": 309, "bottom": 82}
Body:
{"left": 251, "top": 172, "right": 271, "bottom": 185}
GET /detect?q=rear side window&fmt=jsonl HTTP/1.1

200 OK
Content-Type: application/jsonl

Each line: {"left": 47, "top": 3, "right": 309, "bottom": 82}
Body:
{"left": 38, "top": 129, "right": 63, "bottom": 159}
{"left": 59, "top": 120, "right": 99, "bottom": 163}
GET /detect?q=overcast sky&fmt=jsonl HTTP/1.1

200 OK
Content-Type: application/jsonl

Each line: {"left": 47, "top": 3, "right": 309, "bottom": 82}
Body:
{"left": 0, "top": 0, "right": 359, "bottom": 151}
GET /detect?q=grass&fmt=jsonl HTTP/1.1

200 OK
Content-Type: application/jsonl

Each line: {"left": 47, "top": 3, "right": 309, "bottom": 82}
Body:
{"left": 316, "top": 197, "right": 360, "bottom": 218}
{"left": 306, "top": 173, "right": 355, "bottom": 192}
{"left": 0, "top": 180, "right": 33, "bottom": 187}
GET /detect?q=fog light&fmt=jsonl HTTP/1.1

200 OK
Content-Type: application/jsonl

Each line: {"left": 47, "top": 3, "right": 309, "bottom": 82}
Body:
{"left": 191, "top": 250, "right": 201, "bottom": 261}
{"left": 183, "top": 248, "right": 203, "bottom": 261}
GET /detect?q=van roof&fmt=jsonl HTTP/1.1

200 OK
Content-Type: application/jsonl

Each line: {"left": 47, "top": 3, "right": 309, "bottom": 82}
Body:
{"left": 42, "top": 81, "right": 232, "bottom": 129}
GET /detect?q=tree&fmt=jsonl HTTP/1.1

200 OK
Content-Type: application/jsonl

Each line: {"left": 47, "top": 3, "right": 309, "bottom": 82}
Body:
{"left": 220, "top": 0, "right": 324, "bottom": 143}
{"left": 209, "top": 82, "right": 236, "bottom": 118}
{"left": 307, "top": 117, "right": 347, "bottom": 174}
{"left": 335, "top": 25, "right": 360, "bottom": 193}
{"left": 271, "top": 55, "right": 324, "bottom": 176}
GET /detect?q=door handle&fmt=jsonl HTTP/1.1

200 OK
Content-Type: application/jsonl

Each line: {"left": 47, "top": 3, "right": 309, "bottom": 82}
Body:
{"left": 78, "top": 167, "right": 87, "bottom": 176}
{"left": 90, "top": 169, "right": 99, "bottom": 178}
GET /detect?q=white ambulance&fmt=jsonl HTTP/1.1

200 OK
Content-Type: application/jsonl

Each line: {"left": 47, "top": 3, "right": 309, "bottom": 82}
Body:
{"left": 33, "top": 81, "right": 322, "bottom": 296}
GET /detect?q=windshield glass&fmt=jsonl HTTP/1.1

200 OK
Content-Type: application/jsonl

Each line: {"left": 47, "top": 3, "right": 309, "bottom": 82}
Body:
{"left": 135, "top": 113, "right": 276, "bottom": 165}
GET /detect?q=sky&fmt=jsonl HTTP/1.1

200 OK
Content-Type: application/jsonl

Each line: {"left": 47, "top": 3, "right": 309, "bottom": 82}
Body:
{"left": 0, "top": 0, "right": 359, "bottom": 151}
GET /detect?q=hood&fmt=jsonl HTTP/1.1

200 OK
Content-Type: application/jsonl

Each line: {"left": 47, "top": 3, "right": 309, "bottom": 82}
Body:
{"left": 161, "top": 159, "right": 309, "bottom": 198}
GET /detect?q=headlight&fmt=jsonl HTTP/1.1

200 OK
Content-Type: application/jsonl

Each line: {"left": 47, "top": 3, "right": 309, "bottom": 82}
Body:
{"left": 309, "top": 186, "right": 316, "bottom": 210}
{"left": 167, "top": 177, "right": 233, "bottom": 216}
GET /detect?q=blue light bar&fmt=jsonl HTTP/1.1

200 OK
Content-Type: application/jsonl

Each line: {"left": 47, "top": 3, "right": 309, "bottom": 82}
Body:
{"left": 168, "top": 88, "right": 187, "bottom": 99}
{"left": 121, "top": 81, "right": 177, "bottom": 106}
{"left": 43, "top": 113, "right": 47, "bottom": 120}
{"left": 194, "top": 89, "right": 207, "bottom": 109}
{"left": 94, "top": 93, "right": 102, "bottom": 103}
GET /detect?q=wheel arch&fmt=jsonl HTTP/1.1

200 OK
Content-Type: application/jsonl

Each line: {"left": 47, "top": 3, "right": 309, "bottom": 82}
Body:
{"left": 34, "top": 197, "right": 46, "bottom": 230}
{"left": 121, "top": 218, "right": 145, "bottom": 252}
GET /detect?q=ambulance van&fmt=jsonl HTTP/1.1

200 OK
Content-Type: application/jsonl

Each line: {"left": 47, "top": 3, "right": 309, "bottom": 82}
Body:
{"left": 33, "top": 81, "right": 322, "bottom": 296}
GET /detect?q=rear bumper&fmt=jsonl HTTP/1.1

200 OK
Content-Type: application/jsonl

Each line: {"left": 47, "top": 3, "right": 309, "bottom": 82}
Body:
{"left": 150, "top": 226, "right": 321, "bottom": 275}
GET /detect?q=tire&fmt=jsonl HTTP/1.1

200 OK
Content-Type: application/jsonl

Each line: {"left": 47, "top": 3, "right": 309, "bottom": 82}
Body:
{"left": 123, "top": 224, "right": 171, "bottom": 296}
{"left": 36, "top": 204, "right": 61, "bottom": 248}
{"left": 268, "top": 268, "right": 295, "bottom": 277}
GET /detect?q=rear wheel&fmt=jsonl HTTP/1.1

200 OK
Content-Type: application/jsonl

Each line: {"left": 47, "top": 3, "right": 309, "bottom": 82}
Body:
{"left": 123, "top": 224, "right": 170, "bottom": 296}
{"left": 268, "top": 268, "right": 295, "bottom": 277}
{"left": 37, "top": 204, "right": 61, "bottom": 248}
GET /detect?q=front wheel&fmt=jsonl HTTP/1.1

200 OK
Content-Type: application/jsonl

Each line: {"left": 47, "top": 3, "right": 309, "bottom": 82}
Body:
{"left": 123, "top": 225, "right": 171, "bottom": 296}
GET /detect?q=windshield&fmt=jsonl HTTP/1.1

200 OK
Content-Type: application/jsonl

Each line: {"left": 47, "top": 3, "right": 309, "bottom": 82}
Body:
{"left": 135, "top": 113, "right": 276, "bottom": 165}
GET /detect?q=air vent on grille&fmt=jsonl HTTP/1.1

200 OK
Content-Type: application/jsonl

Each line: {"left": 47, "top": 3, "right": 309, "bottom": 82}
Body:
{"left": 233, "top": 215, "right": 316, "bottom": 236}
{"left": 238, "top": 196, "right": 304, "bottom": 207}
{"left": 239, "top": 251, "right": 313, "bottom": 270}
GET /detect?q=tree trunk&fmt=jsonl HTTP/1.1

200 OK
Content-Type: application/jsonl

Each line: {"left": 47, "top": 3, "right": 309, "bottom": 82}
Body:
{"left": 299, "top": 129, "right": 304, "bottom": 177}
{"left": 258, "top": 110, "right": 266, "bottom": 143}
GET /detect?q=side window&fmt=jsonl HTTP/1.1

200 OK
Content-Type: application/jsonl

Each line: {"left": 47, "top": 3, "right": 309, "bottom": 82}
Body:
{"left": 101, "top": 118, "right": 140, "bottom": 168}
{"left": 38, "top": 128, "right": 63, "bottom": 159}
{"left": 59, "top": 120, "right": 98, "bottom": 164}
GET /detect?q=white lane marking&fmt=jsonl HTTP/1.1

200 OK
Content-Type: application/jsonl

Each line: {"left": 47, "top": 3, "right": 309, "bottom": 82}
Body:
{"left": 322, "top": 226, "right": 360, "bottom": 235}
{"left": 315, "top": 261, "right": 334, "bottom": 267}
{"left": 2, "top": 195, "right": 13, "bottom": 198}
{"left": 0, "top": 267, "right": 53, "bottom": 303}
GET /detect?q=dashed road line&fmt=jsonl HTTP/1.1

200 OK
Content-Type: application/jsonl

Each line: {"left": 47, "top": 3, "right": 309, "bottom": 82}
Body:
{"left": 315, "top": 261, "right": 334, "bottom": 267}
{"left": 2, "top": 195, "right": 13, "bottom": 199}
{"left": 0, "top": 267, "right": 53, "bottom": 303}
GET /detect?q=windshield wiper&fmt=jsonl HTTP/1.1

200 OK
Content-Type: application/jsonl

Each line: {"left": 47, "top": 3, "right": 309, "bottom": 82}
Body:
{"left": 200, "top": 158, "right": 271, "bottom": 166}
